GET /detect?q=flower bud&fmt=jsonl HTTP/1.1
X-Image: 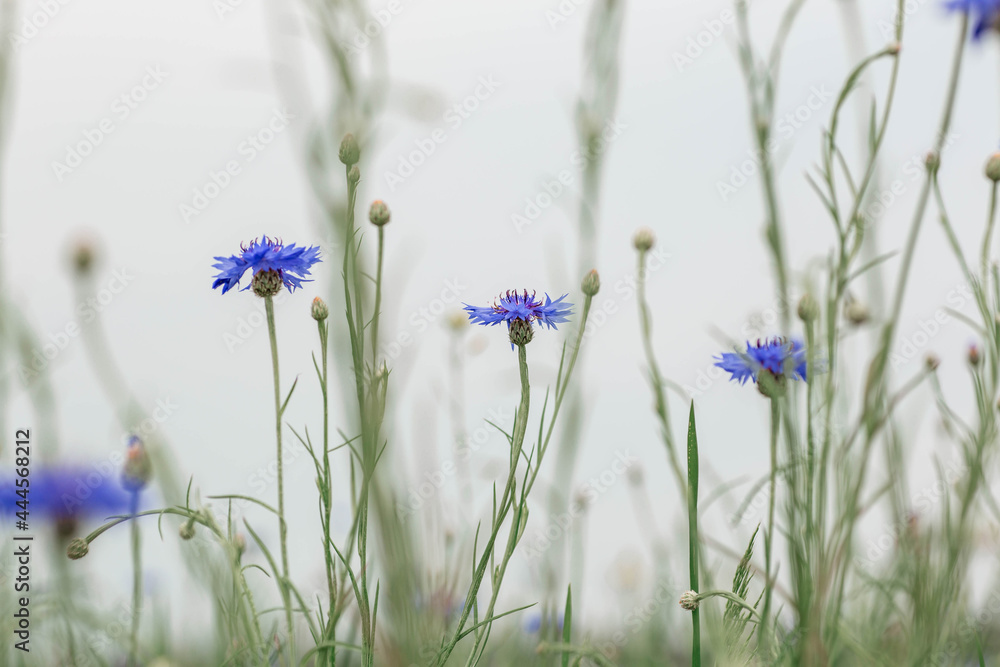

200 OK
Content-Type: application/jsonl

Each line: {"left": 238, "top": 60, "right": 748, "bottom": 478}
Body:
{"left": 369, "top": 200, "right": 391, "bottom": 226}
{"left": 633, "top": 227, "right": 655, "bottom": 252}
{"left": 679, "top": 590, "right": 699, "bottom": 611}
{"left": 446, "top": 311, "right": 468, "bottom": 332}
{"left": 234, "top": 533, "right": 247, "bottom": 557}
{"left": 179, "top": 519, "right": 196, "bottom": 541}
{"left": 122, "top": 436, "right": 152, "bottom": 492}
{"left": 968, "top": 343, "right": 981, "bottom": 367}
{"left": 581, "top": 269, "right": 601, "bottom": 296}
{"left": 797, "top": 294, "right": 818, "bottom": 322}
{"left": 71, "top": 239, "right": 96, "bottom": 275}
{"left": 338, "top": 133, "right": 360, "bottom": 166}
{"left": 925, "top": 151, "right": 940, "bottom": 172}
{"left": 925, "top": 354, "right": 940, "bottom": 371}
{"left": 845, "top": 301, "right": 869, "bottom": 326}
{"left": 509, "top": 319, "right": 534, "bottom": 347}
{"left": 348, "top": 165, "right": 361, "bottom": 185}
{"left": 986, "top": 152, "right": 1000, "bottom": 182}
{"left": 67, "top": 538, "right": 89, "bottom": 560}
{"left": 252, "top": 269, "right": 283, "bottom": 298}
{"left": 311, "top": 296, "right": 329, "bottom": 321}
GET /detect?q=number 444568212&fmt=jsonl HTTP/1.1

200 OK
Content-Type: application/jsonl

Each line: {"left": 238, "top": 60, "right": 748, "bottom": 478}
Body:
{"left": 14, "top": 429, "right": 29, "bottom": 527}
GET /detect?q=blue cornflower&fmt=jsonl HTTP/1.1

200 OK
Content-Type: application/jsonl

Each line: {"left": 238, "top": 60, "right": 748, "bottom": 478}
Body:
{"left": 715, "top": 337, "right": 809, "bottom": 386}
{"left": 946, "top": 0, "right": 1000, "bottom": 39}
{"left": 212, "top": 236, "right": 321, "bottom": 295}
{"left": 0, "top": 464, "right": 134, "bottom": 532}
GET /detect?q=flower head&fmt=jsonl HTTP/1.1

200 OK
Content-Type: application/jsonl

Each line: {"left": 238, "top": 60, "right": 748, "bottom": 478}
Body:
{"left": 1, "top": 464, "right": 134, "bottom": 535}
{"left": 946, "top": 0, "right": 1000, "bottom": 39}
{"left": 715, "top": 337, "right": 809, "bottom": 386}
{"left": 121, "top": 435, "right": 152, "bottom": 492}
{"left": 212, "top": 236, "right": 321, "bottom": 295}
{"left": 463, "top": 290, "right": 572, "bottom": 347}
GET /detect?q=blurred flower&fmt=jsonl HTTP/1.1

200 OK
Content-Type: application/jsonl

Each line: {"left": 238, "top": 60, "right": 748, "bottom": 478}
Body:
{"left": 525, "top": 612, "right": 564, "bottom": 634}
{"left": 946, "top": 0, "right": 1000, "bottom": 40}
{"left": 1, "top": 464, "right": 133, "bottom": 534}
{"left": 714, "top": 337, "right": 810, "bottom": 386}
{"left": 121, "top": 436, "right": 152, "bottom": 493}
{"left": 211, "top": 236, "right": 321, "bottom": 295}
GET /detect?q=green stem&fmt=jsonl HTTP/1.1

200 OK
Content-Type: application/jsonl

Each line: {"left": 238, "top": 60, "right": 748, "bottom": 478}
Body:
{"left": 128, "top": 495, "right": 141, "bottom": 667}
{"left": 760, "top": 397, "right": 780, "bottom": 658}
{"left": 318, "top": 319, "right": 337, "bottom": 667}
{"left": 687, "top": 403, "right": 701, "bottom": 667}
{"left": 264, "top": 294, "right": 295, "bottom": 665}
{"left": 371, "top": 225, "right": 385, "bottom": 368}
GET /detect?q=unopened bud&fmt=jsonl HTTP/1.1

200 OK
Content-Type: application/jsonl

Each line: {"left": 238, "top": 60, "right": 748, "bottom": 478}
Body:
{"left": 67, "top": 538, "right": 89, "bottom": 560}
{"left": 311, "top": 296, "right": 329, "bottom": 321}
{"left": 369, "top": 200, "right": 391, "bottom": 226}
{"left": 581, "top": 269, "right": 600, "bottom": 296}
{"left": 179, "top": 519, "right": 196, "bottom": 541}
{"left": 986, "top": 152, "right": 1000, "bottom": 182}
{"left": 797, "top": 294, "right": 818, "bottom": 322}
{"left": 71, "top": 239, "right": 96, "bottom": 275}
{"left": 925, "top": 354, "right": 940, "bottom": 371}
{"left": 339, "top": 133, "right": 360, "bottom": 166}
{"left": 679, "top": 590, "right": 699, "bottom": 611}
{"left": 968, "top": 343, "right": 981, "bottom": 367}
{"left": 925, "top": 151, "right": 940, "bottom": 172}
{"left": 348, "top": 165, "right": 361, "bottom": 185}
{"left": 122, "top": 436, "right": 152, "bottom": 492}
{"left": 633, "top": 227, "right": 655, "bottom": 252}
{"left": 845, "top": 301, "right": 870, "bottom": 326}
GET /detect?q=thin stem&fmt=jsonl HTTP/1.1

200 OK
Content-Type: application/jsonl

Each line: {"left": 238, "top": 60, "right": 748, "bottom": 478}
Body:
{"left": 371, "top": 225, "right": 385, "bottom": 368}
{"left": 128, "top": 493, "right": 141, "bottom": 667}
{"left": 264, "top": 294, "right": 295, "bottom": 664}
{"left": 760, "top": 397, "right": 780, "bottom": 657}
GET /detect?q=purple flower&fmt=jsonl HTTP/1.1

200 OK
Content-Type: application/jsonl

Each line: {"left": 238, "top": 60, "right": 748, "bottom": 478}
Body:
{"left": 463, "top": 290, "right": 572, "bottom": 330}
{"left": 946, "top": 0, "right": 1000, "bottom": 39}
{"left": 212, "top": 236, "right": 321, "bottom": 295}
{"left": 0, "top": 464, "right": 134, "bottom": 530}
{"left": 715, "top": 338, "right": 810, "bottom": 385}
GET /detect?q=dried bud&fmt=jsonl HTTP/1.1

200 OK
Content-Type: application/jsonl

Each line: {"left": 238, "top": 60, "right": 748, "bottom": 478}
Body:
{"left": 509, "top": 319, "right": 534, "bottom": 347}
{"left": 925, "top": 354, "right": 940, "bottom": 371}
{"left": 633, "top": 227, "right": 655, "bottom": 252}
{"left": 338, "top": 133, "right": 360, "bottom": 166}
{"left": 986, "top": 153, "right": 1000, "bottom": 182}
{"left": 122, "top": 436, "right": 152, "bottom": 492}
{"left": 71, "top": 239, "right": 96, "bottom": 275}
{"left": 581, "top": 269, "right": 601, "bottom": 296}
{"left": 179, "top": 519, "right": 196, "bottom": 541}
{"left": 67, "top": 538, "right": 89, "bottom": 560}
{"left": 845, "top": 301, "right": 870, "bottom": 326}
{"left": 252, "top": 269, "right": 283, "bottom": 298}
{"left": 925, "top": 151, "right": 940, "bottom": 172}
{"left": 369, "top": 200, "right": 391, "bottom": 226}
{"left": 679, "top": 590, "right": 699, "bottom": 611}
{"left": 311, "top": 296, "right": 329, "bottom": 321}
{"left": 968, "top": 343, "right": 981, "bottom": 367}
{"left": 797, "top": 294, "right": 818, "bottom": 322}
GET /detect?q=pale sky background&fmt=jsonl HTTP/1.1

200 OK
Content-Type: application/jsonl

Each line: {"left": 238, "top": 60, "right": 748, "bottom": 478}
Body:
{"left": 3, "top": 0, "right": 1000, "bottom": 651}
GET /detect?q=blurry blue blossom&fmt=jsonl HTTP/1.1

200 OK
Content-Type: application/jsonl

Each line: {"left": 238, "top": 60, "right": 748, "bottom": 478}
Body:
{"left": 715, "top": 337, "right": 810, "bottom": 385}
{"left": 463, "top": 290, "right": 572, "bottom": 332}
{"left": 1, "top": 464, "right": 134, "bottom": 529}
{"left": 946, "top": 0, "right": 1000, "bottom": 39}
{"left": 212, "top": 236, "right": 321, "bottom": 295}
